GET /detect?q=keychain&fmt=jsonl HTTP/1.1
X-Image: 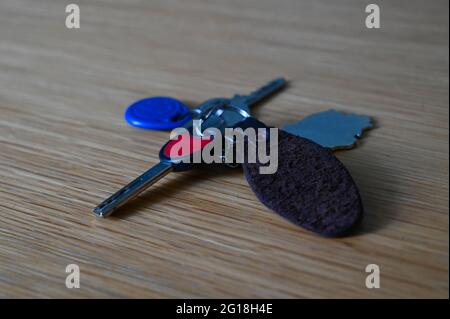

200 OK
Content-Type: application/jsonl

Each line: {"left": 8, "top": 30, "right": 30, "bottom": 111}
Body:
{"left": 93, "top": 78, "right": 373, "bottom": 236}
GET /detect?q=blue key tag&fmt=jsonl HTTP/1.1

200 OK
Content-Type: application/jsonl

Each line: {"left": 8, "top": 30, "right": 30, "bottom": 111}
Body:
{"left": 125, "top": 96, "right": 192, "bottom": 130}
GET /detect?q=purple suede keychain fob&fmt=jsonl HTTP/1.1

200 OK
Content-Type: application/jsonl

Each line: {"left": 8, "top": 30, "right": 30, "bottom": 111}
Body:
{"left": 234, "top": 117, "right": 363, "bottom": 237}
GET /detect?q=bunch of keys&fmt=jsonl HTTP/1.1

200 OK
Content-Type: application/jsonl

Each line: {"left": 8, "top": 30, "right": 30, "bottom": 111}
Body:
{"left": 93, "top": 78, "right": 372, "bottom": 236}
{"left": 93, "top": 78, "right": 287, "bottom": 217}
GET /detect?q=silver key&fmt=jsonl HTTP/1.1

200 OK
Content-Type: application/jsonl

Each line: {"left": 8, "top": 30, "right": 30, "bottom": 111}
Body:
{"left": 93, "top": 162, "right": 172, "bottom": 217}
{"left": 191, "top": 78, "right": 287, "bottom": 129}
{"left": 229, "top": 77, "right": 287, "bottom": 114}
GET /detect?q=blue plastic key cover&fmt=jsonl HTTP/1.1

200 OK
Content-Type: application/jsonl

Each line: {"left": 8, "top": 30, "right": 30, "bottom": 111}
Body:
{"left": 125, "top": 96, "right": 192, "bottom": 130}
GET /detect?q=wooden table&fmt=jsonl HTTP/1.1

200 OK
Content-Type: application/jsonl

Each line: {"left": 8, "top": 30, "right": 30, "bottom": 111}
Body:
{"left": 0, "top": 0, "right": 448, "bottom": 298}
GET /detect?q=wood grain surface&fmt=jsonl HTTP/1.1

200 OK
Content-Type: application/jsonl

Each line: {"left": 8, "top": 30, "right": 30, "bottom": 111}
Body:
{"left": 0, "top": 0, "right": 448, "bottom": 298}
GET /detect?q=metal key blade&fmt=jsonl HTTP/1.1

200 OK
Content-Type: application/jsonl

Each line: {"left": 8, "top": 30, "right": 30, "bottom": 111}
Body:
{"left": 93, "top": 161, "right": 172, "bottom": 217}
{"left": 230, "top": 77, "right": 287, "bottom": 112}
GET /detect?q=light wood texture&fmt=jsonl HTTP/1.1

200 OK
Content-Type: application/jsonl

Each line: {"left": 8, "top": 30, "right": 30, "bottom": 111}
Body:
{"left": 0, "top": 0, "right": 448, "bottom": 298}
